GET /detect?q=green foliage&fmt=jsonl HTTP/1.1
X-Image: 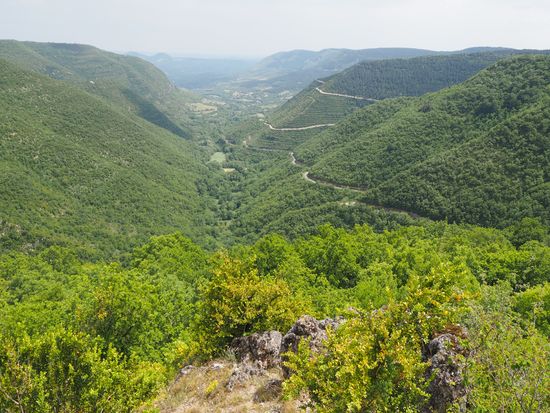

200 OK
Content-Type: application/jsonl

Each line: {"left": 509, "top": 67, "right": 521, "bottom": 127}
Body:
{"left": 268, "top": 84, "right": 367, "bottom": 129}
{"left": 0, "top": 329, "right": 165, "bottom": 413}
{"left": 195, "top": 254, "right": 309, "bottom": 356}
{"left": 0, "top": 58, "right": 220, "bottom": 257}
{"left": 258, "top": 52, "right": 509, "bottom": 144}
{"left": 0, "top": 234, "right": 210, "bottom": 409}
{"left": 465, "top": 284, "right": 550, "bottom": 412}
{"left": 77, "top": 265, "right": 163, "bottom": 358}
{"left": 297, "top": 225, "right": 363, "bottom": 288}
{"left": 1, "top": 39, "right": 549, "bottom": 413}
{"left": 1, "top": 222, "right": 549, "bottom": 409}
{"left": 283, "top": 265, "right": 470, "bottom": 412}
{"left": 222, "top": 148, "right": 418, "bottom": 245}
{"left": 354, "top": 263, "right": 398, "bottom": 309}
{"left": 506, "top": 217, "right": 550, "bottom": 247}
{"left": 514, "top": 282, "right": 550, "bottom": 336}
{"left": 0, "top": 39, "right": 203, "bottom": 138}
{"left": 324, "top": 52, "right": 514, "bottom": 99}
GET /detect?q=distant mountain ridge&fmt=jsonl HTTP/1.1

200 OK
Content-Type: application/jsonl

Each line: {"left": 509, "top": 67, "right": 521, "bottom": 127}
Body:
{"left": 233, "top": 46, "right": 515, "bottom": 94}
{"left": 128, "top": 51, "right": 257, "bottom": 89}
{"left": 242, "top": 51, "right": 532, "bottom": 150}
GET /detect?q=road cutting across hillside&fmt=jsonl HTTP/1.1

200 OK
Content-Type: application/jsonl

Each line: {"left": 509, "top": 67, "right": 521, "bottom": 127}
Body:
{"left": 264, "top": 121, "right": 335, "bottom": 131}
{"left": 314, "top": 86, "right": 379, "bottom": 102}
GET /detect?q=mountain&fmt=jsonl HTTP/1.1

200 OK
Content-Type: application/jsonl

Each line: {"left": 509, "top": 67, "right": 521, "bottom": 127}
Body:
{"left": 249, "top": 48, "right": 437, "bottom": 76}
{"left": 0, "top": 58, "right": 220, "bottom": 257}
{"left": 129, "top": 52, "right": 257, "bottom": 89}
{"left": 294, "top": 55, "right": 550, "bottom": 227}
{"left": 0, "top": 40, "right": 214, "bottom": 138}
{"left": 0, "top": 38, "right": 548, "bottom": 413}
{"left": 319, "top": 52, "right": 517, "bottom": 99}
{"left": 232, "top": 47, "right": 513, "bottom": 95}
{"left": 242, "top": 52, "right": 522, "bottom": 150}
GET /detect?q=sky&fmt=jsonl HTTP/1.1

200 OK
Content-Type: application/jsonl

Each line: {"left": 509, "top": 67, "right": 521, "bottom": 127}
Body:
{"left": 2, "top": 0, "right": 549, "bottom": 58}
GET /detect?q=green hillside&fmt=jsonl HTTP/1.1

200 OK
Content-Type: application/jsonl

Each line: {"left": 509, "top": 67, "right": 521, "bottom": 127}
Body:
{"left": 2, "top": 221, "right": 548, "bottom": 411}
{"left": 322, "top": 52, "right": 516, "bottom": 99}
{"left": 0, "top": 40, "right": 211, "bottom": 139}
{"left": 295, "top": 55, "right": 550, "bottom": 227}
{"left": 237, "top": 47, "right": 511, "bottom": 94}
{"left": 0, "top": 59, "right": 220, "bottom": 257}
{"left": 241, "top": 52, "right": 526, "bottom": 151}
{"left": 0, "top": 39, "right": 548, "bottom": 413}
{"left": 267, "top": 83, "right": 369, "bottom": 128}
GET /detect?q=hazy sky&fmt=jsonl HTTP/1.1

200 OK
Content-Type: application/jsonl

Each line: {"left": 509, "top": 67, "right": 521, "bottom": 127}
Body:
{"left": 2, "top": 0, "right": 549, "bottom": 57}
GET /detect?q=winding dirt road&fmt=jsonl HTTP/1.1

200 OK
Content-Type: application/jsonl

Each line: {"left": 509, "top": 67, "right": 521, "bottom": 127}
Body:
{"left": 314, "top": 87, "right": 378, "bottom": 102}
{"left": 289, "top": 151, "right": 421, "bottom": 218}
{"left": 302, "top": 171, "right": 368, "bottom": 193}
{"left": 248, "top": 146, "right": 422, "bottom": 218}
{"left": 262, "top": 81, "right": 379, "bottom": 132}
{"left": 264, "top": 121, "right": 335, "bottom": 131}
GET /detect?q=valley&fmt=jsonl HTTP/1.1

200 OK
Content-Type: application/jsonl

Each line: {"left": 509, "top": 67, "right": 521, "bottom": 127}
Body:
{"left": 0, "top": 34, "right": 548, "bottom": 413}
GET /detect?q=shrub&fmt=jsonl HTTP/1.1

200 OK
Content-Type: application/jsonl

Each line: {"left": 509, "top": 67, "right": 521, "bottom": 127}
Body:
{"left": 283, "top": 264, "right": 470, "bottom": 412}
{"left": 195, "top": 254, "right": 308, "bottom": 357}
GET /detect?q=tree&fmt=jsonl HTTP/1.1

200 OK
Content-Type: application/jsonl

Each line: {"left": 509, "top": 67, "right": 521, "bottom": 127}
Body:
{"left": 195, "top": 254, "right": 308, "bottom": 356}
{"left": 0, "top": 329, "right": 164, "bottom": 413}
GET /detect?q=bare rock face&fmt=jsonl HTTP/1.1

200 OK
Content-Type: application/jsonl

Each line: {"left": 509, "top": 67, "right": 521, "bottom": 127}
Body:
{"left": 423, "top": 332, "right": 469, "bottom": 413}
{"left": 226, "top": 363, "right": 264, "bottom": 391}
{"left": 226, "top": 316, "right": 344, "bottom": 389}
{"left": 230, "top": 330, "right": 283, "bottom": 370}
{"left": 226, "top": 331, "right": 283, "bottom": 390}
{"left": 280, "top": 315, "right": 344, "bottom": 378}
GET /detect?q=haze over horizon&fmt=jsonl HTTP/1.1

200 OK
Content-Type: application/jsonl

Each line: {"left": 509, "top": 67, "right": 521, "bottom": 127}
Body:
{"left": 2, "top": 0, "right": 549, "bottom": 58}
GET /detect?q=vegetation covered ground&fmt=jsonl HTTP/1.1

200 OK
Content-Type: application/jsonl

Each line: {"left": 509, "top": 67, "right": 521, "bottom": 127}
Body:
{"left": 0, "top": 40, "right": 549, "bottom": 412}
{"left": 1, "top": 223, "right": 548, "bottom": 411}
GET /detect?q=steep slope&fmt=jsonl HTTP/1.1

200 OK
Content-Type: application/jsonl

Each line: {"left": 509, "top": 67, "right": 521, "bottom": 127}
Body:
{"left": 294, "top": 55, "right": 550, "bottom": 227}
{"left": 244, "top": 52, "right": 517, "bottom": 150}
{"left": 0, "top": 59, "right": 219, "bottom": 257}
{"left": 321, "top": 52, "right": 515, "bottom": 99}
{"left": 232, "top": 47, "right": 513, "bottom": 94}
{"left": 215, "top": 149, "right": 419, "bottom": 245}
{"left": 0, "top": 40, "right": 209, "bottom": 138}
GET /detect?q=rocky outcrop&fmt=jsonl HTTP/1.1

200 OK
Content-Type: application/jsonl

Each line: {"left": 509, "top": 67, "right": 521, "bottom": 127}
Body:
{"left": 226, "top": 316, "right": 344, "bottom": 388}
{"left": 226, "top": 362, "right": 265, "bottom": 391}
{"left": 253, "top": 379, "right": 283, "bottom": 403}
{"left": 216, "top": 316, "right": 469, "bottom": 412}
{"left": 422, "top": 332, "right": 469, "bottom": 413}
{"left": 226, "top": 331, "right": 283, "bottom": 390}
{"left": 230, "top": 330, "right": 283, "bottom": 369}
{"left": 280, "top": 315, "right": 344, "bottom": 378}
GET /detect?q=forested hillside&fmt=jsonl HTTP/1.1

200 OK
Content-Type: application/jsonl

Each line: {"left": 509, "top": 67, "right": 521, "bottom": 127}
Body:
{"left": 215, "top": 149, "right": 419, "bottom": 245}
{"left": 322, "top": 52, "right": 514, "bottom": 99}
{"left": 0, "top": 40, "right": 212, "bottom": 139}
{"left": 295, "top": 55, "right": 550, "bottom": 227}
{"left": 240, "top": 52, "right": 528, "bottom": 151}
{"left": 0, "top": 59, "right": 220, "bottom": 257}
{"left": 237, "top": 47, "right": 511, "bottom": 93}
